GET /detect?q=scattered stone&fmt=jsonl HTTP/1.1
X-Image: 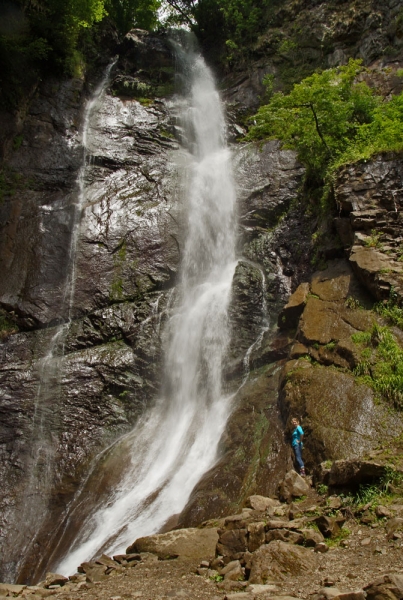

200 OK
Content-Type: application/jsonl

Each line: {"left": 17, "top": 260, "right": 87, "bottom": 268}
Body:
{"left": 95, "top": 554, "right": 118, "bottom": 568}
{"left": 301, "top": 528, "right": 325, "bottom": 547}
{"left": 385, "top": 518, "right": 403, "bottom": 540}
{"left": 249, "top": 583, "right": 281, "bottom": 594}
{"left": 221, "top": 560, "right": 244, "bottom": 581}
{"left": 328, "top": 496, "right": 343, "bottom": 510}
{"left": 314, "top": 542, "right": 329, "bottom": 553}
{"left": 364, "top": 573, "right": 403, "bottom": 600}
{"left": 360, "top": 537, "right": 371, "bottom": 546}
{"left": 210, "top": 557, "right": 224, "bottom": 571}
{"left": 316, "top": 587, "right": 342, "bottom": 599}
{"left": 375, "top": 506, "right": 392, "bottom": 519}
{"left": 217, "top": 580, "right": 248, "bottom": 592}
{"left": 265, "top": 528, "right": 304, "bottom": 545}
{"left": 314, "top": 515, "right": 345, "bottom": 538}
{"left": 0, "top": 583, "right": 27, "bottom": 595}
{"left": 113, "top": 553, "right": 141, "bottom": 564}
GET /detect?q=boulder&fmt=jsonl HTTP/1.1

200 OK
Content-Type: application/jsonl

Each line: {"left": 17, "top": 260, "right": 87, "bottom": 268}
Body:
{"left": 315, "top": 589, "right": 366, "bottom": 600}
{"left": 278, "top": 470, "right": 310, "bottom": 501}
{"left": 248, "top": 522, "right": 266, "bottom": 552}
{"left": 278, "top": 283, "right": 310, "bottom": 330}
{"left": 95, "top": 554, "right": 118, "bottom": 568}
{"left": 245, "top": 495, "right": 280, "bottom": 512}
{"left": 248, "top": 540, "right": 317, "bottom": 583}
{"left": 375, "top": 506, "right": 392, "bottom": 519}
{"left": 0, "top": 583, "right": 27, "bottom": 595}
{"left": 42, "top": 573, "right": 69, "bottom": 588}
{"left": 300, "top": 528, "right": 325, "bottom": 546}
{"left": 221, "top": 560, "right": 244, "bottom": 581}
{"left": 385, "top": 518, "right": 403, "bottom": 540}
{"left": 265, "top": 529, "right": 304, "bottom": 545}
{"left": 328, "top": 460, "right": 388, "bottom": 487}
{"left": 217, "top": 528, "right": 248, "bottom": 559}
{"left": 364, "top": 573, "right": 403, "bottom": 600}
{"left": 314, "top": 515, "right": 345, "bottom": 539}
{"left": 126, "top": 527, "right": 218, "bottom": 560}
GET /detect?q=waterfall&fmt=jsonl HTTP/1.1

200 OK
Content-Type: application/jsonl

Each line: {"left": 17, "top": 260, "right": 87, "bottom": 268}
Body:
{"left": 16, "top": 62, "right": 116, "bottom": 574}
{"left": 55, "top": 44, "right": 237, "bottom": 575}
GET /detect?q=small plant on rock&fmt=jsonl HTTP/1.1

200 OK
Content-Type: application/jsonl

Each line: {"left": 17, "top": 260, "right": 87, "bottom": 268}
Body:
{"left": 316, "top": 483, "right": 329, "bottom": 495}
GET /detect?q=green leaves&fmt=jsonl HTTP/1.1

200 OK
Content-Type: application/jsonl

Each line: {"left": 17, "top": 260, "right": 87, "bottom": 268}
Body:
{"left": 353, "top": 322, "right": 403, "bottom": 410}
{"left": 248, "top": 60, "right": 381, "bottom": 183}
{"left": 247, "top": 59, "right": 403, "bottom": 199}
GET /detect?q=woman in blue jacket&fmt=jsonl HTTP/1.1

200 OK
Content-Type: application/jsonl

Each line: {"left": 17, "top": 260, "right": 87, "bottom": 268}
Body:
{"left": 291, "top": 417, "right": 305, "bottom": 476}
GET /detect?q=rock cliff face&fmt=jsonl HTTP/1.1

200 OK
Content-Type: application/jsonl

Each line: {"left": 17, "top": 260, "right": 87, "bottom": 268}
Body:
{"left": 0, "top": 0, "right": 403, "bottom": 586}
{"left": 0, "top": 29, "right": 312, "bottom": 583}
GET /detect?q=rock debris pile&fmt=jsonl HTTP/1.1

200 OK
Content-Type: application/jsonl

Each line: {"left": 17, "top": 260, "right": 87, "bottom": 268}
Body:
{"left": 1, "top": 463, "right": 403, "bottom": 600}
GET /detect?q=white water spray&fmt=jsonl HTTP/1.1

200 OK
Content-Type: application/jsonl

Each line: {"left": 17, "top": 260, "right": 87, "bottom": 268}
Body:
{"left": 56, "top": 46, "right": 237, "bottom": 574}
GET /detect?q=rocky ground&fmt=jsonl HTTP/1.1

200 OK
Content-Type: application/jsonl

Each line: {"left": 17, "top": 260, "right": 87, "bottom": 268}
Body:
{"left": 1, "top": 458, "right": 402, "bottom": 600}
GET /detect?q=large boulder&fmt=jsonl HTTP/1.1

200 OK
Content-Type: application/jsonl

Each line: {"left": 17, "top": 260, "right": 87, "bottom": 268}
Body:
{"left": 328, "top": 460, "right": 388, "bottom": 487}
{"left": 126, "top": 528, "right": 218, "bottom": 560}
{"left": 278, "top": 470, "right": 310, "bottom": 501}
{"left": 248, "top": 540, "right": 317, "bottom": 583}
{"left": 364, "top": 573, "right": 403, "bottom": 600}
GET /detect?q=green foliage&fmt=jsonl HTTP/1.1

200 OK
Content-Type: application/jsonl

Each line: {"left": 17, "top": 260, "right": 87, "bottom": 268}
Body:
{"left": 345, "top": 468, "right": 403, "bottom": 510}
{"left": 345, "top": 296, "right": 362, "bottom": 310}
{"left": 316, "top": 483, "right": 328, "bottom": 495}
{"left": 364, "top": 229, "right": 382, "bottom": 249}
{"left": 0, "top": 309, "right": 18, "bottom": 340}
{"left": 210, "top": 574, "right": 224, "bottom": 582}
{"left": 353, "top": 323, "right": 403, "bottom": 409}
{"left": 375, "top": 296, "right": 403, "bottom": 330}
{"left": 247, "top": 59, "right": 403, "bottom": 203}
{"left": 0, "top": 0, "right": 160, "bottom": 109}
{"left": 105, "top": 0, "right": 160, "bottom": 34}
{"left": 326, "top": 526, "right": 351, "bottom": 547}
{"left": 163, "top": 0, "right": 272, "bottom": 65}
{"left": 334, "top": 91, "right": 403, "bottom": 168}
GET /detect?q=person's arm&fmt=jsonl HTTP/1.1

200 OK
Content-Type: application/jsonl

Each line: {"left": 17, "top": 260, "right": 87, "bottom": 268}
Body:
{"left": 298, "top": 426, "right": 304, "bottom": 444}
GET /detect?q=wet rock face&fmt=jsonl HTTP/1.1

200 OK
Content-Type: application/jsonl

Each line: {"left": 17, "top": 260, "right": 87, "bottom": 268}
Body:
{"left": 277, "top": 260, "right": 403, "bottom": 469}
{"left": 0, "top": 30, "right": 182, "bottom": 584}
{"left": 222, "top": 0, "right": 403, "bottom": 110}
{"left": 0, "top": 29, "right": 312, "bottom": 582}
{"left": 334, "top": 154, "right": 403, "bottom": 302}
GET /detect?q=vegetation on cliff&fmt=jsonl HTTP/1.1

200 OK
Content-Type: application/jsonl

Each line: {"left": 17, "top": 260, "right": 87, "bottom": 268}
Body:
{"left": 247, "top": 59, "right": 403, "bottom": 201}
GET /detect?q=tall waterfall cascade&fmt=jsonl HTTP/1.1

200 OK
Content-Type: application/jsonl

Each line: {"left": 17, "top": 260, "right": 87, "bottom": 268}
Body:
{"left": 55, "top": 44, "right": 238, "bottom": 575}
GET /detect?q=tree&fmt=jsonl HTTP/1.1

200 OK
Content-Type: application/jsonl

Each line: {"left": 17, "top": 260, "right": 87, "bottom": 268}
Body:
{"left": 105, "top": 0, "right": 161, "bottom": 34}
{"left": 247, "top": 60, "right": 380, "bottom": 185}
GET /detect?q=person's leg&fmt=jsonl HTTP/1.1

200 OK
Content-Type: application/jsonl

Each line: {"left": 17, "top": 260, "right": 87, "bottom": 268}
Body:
{"left": 293, "top": 444, "right": 305, "bottom": 475}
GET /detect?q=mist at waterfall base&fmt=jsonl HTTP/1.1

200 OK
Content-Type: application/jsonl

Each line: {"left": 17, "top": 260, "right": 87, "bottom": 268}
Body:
{"left": 54, "top": 45, "right": 238, "bottom": 575}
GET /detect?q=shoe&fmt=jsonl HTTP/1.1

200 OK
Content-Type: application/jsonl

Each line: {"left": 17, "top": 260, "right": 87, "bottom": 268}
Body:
{"left": 300, "top": 468, "right": 306, "bottom": 477}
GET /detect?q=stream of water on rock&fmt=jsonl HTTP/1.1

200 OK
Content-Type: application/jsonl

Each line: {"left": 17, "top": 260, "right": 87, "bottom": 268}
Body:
{"left": 16, "top": 62, "right": 117, "bottom": 576}
{"left": 54, "top": 42, "right": 238, "bottom": 575}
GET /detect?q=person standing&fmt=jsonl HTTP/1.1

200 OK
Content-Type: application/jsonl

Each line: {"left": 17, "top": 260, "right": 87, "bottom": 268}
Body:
{"left": 291, "top": 417, "right": 305, "bottom": 476}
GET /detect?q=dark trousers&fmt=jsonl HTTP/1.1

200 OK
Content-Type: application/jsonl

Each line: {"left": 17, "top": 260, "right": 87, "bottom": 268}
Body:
{"left": 293, "top": 443, "right": 304, "bottom": 471}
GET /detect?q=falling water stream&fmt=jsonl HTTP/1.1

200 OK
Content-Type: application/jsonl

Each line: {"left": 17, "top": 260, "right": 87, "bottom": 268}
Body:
{"left": 16, "top": 62, "right": 117, "bottom": 575}
{"left": 54, "top": 43, "right": 238, "bottom": 575}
